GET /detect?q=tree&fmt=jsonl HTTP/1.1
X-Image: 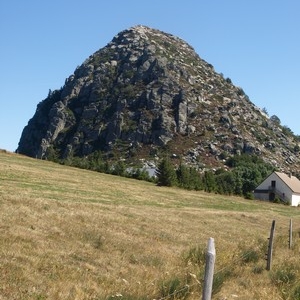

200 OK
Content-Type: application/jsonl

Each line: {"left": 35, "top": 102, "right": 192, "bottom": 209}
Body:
{"left": 262, "top": 107, "right": 269, "bottom": 116}
{"left": 189, "top": 167, "right": 203, "bottom": 191}
{"left": 215, "top": 171, "right": 235, "bottom": 195}
{"left": 226, "top": 154, "right": 274, "bottom": 198}
{"left": 45, "top": 145, "right": 59, "bottom": 162}
{"left": 270, "top": 115, "right": 281, "bottom": 125}
{"left": 176, "top": 163, "right": 191, "bottom": 189}
{"left": 112, "top": 160, "right": 126, "bottom": 176}
{"left": 202, "top": 171, "right": 216, "bottom": 193}
{"left": 156, "top": 157, "right": 177, "bottom": 187}
{"left": 131, "top": 167, "right": 153, "bottom": 182}
{"left": 282, "top": 125, "right": 293, "bottom": 136}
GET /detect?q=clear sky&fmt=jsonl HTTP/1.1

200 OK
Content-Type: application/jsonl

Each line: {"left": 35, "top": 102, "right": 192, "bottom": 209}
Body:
{"left": 1, "top": 0, "right": 299, "bottom": 152}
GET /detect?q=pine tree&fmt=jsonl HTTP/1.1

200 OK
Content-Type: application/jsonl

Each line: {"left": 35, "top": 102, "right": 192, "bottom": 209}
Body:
{"left": 176, "top": 163, "right": 190, "bottom": 189}
{"left": 189, "top": 167, "right": 203, "bottom": 190}
{"left": 156, "top": 157, "right": 177, "bottom": 187}
{"left": 202, "top": 171, "right": 216, "bottom": 192}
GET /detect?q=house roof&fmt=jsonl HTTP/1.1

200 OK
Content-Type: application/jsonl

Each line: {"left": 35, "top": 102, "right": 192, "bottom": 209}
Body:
{"left": 274, "top": 171, "right": 300, "bottom": 193}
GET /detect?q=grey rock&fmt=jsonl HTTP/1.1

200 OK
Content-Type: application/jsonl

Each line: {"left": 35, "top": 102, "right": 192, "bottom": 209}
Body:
{"left": 16, "top": 25, "right": 300, "bottom": 174}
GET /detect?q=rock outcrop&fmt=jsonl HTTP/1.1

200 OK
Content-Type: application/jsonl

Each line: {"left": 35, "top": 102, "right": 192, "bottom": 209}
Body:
{"left": 17, "top": 25, "right": 300, "bottom": 172}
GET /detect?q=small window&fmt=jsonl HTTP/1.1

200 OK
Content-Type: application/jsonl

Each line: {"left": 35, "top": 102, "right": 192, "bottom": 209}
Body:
{"left": 271, "top": 180, "right": 276, "bottom": 187}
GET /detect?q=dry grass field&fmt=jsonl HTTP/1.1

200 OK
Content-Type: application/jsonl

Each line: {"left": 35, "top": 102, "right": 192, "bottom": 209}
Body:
{"left": 1, "top": 150, "right": 300, "bottom": 300}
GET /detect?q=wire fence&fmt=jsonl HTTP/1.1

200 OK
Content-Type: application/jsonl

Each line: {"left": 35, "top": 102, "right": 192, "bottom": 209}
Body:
{"left": 155, "top": 219, "right": 298, "bottom": 300}
{"left": 155, "top": 245, "right": 265, "bottom": 300}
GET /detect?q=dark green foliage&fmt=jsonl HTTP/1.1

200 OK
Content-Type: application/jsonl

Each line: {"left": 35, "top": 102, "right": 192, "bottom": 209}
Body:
{"left": 271, "top": 265, "right": 297, "bottom": 286}
{"left": 252, "top": 265, "right": 264, "bottom": 274}
{"left": 68, "top": 156, "right": 90, "bottom": 169}
{"left": 226, "top": 154, "right": 265, "bottom": 168}
{"left": 156, "top": 157, "right": 178, "bottom": 187}
{"left": 45, "top": 145, "right": 60, "bottom": 162}
{"left": 215, "top": 171, "right": 236, "bottom": 195}
{"left": 225, "top": 154, "right": 275, "bottom": 198}
{"left": 130, "top": 168, "right": 153, "bottom": 182}
{"left": 202, "top": 171, "right": 216, "bottom": 192}
{"left": 176, "top": 163, "right": 202, "bottom": 190}
{"left": 176, "top": 163, "right": 191, "bottom": 188}
{"left": 87, "top": 151, "right": 108, "bottom": 172}
{"left": 262, "top": 107, "right": 269, "bottom": 116}
{"left": 273, "top": 195, "right": 281, "bottom": 204}
{"left": 189, "top": 167, "right": 203, "bottom": 191}
{"left": 111, "top": 160, "right": 126, "bottom": 176}
{"left": 52, "top": 150, "right": 276, "bottom": 200}
{"left": 244, "top": 192, "right": 254, "bottom": 200}
{"left": 225, "top": 77, "right": 232, "bottom": 84}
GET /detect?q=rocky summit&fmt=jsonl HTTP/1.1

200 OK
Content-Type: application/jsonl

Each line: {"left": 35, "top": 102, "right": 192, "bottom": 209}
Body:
{"left": 17, "top": 25, "right": 300, "bottom": 172}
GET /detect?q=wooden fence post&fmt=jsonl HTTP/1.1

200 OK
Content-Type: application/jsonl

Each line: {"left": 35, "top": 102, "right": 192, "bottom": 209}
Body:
{"left": 202, "top": 237, "right": 216, "bottom": 300}
{"left": 289, "top": 219, "right": 293, "bottom": 249}
{"left": 266, "top": 220, "right": 276, "bottom": 271}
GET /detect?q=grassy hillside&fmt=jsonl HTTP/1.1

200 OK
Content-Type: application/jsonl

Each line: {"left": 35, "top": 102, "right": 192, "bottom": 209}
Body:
{"left": 1, "top": 150, "right": 300, "bottom": 300}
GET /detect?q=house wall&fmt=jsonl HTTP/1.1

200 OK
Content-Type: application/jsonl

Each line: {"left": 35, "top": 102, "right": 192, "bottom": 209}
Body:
{"left": 291, "top": 194, "right": 300, "bottom": 206}
{"left": 253, "top": 190, "right": 269, "bottom": 201}
{"left": 254, "top": 173, "right": 293, "bottom": 202}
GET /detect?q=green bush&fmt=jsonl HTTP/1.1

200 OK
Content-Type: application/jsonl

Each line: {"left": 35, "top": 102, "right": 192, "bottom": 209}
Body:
{"left": 244, "top": 192, "right": 254, "bottom": 200}
{"left": 252, "top": 265, "right": 264, "bottom": 274}
{"left": 273, "top": 196, "right": 281, "bottom": 204}
{"left": 271, "top": 265, "right": 297, "bottom": 286}
{"left": 293, "top": 285, "right": 300, "bottom": 299}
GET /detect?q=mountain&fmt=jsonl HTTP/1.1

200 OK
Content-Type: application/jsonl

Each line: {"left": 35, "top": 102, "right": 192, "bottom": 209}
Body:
{"left": 17, "top": 25, "right": 300, "bottom": 173}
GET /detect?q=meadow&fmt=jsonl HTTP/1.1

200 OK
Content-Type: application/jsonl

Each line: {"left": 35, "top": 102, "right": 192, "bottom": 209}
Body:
{"left": 1, "top": 150, "right": 300, "bottom": 300}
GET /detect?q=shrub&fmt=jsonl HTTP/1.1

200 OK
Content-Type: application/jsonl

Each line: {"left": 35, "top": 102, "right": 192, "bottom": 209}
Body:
{"left": 159, "top": 276, "right": 190, "bottom": 299}
{"left": 273, "top": 196, "right": 281, "bottom": 204}
{"left": 241, "top": 248, "right": 260, "bottom": 264}
{"left": 293, "top": 285, "right": 300, "bottom": 299}
{"left": 244, "top": 192, "right": 254, "bottom": 200}
{"left": 271, "top": 265, "right": 297, "bottom": 286}
{"left": 252, "top": 265, "right": 264, "bottom": 274}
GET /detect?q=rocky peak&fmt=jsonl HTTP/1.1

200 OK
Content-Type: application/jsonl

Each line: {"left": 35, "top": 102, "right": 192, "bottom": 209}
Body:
{"left": 17, "top": 25, "right": 300, "bottom": 173}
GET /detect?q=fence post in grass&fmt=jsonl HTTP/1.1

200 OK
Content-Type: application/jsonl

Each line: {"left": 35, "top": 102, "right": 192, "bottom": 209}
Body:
{"left": 289, "top": 219, "right": 293, "bottom": 249}
{"left": 202, "top": 237, "right": 216, "bottom": 300}
{"left": 266, "top": 220, "right": 276, "bottom": 271}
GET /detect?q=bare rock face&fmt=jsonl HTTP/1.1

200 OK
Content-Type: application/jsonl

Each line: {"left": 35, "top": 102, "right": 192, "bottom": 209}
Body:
{"left": 17, "top": 25, "right": 300, "bottom": 172}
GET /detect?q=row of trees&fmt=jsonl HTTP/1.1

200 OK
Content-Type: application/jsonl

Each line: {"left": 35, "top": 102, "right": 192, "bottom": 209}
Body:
{"left": 60, "top": 151, "right": 155, "bottom": 182}
{"left": 51, "top": 149, "right": 275, "bottom": 199}
{"left": 156, "top": 154, "right": 275, "bottom": 198}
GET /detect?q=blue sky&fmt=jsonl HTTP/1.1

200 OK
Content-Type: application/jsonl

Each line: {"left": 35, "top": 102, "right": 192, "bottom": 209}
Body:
{"left": 1, "top": 0, "right": 299, "bottom": 151}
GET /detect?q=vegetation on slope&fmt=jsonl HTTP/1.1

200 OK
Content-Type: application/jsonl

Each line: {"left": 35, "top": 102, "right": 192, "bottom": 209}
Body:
{"left": 1, "top": 150, "right": 300, "bottom": 299}
{"left": 50, "top": 151, "right": 276, "bottom": 200}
